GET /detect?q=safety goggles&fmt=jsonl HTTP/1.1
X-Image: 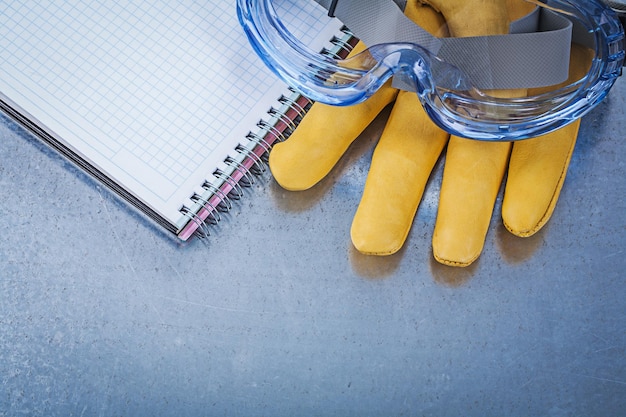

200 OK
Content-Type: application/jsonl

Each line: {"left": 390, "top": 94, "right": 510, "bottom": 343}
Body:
{"left": 238, "top": 0, "right": 625, "bottom": 140}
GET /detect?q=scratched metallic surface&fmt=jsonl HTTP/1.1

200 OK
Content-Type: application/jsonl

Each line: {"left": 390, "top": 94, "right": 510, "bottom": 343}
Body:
{"left": 0, "top": 74, "right": 625, "bottom": 416}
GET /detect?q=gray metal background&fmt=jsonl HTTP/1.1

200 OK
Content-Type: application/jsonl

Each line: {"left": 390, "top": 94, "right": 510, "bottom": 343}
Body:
{"left": 1, "top": 76, "right": 624, "bottom": 416}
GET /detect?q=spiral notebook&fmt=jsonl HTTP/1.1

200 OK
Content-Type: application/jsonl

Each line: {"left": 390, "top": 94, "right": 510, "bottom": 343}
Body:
{"left": 0, "top": 1, "right": 349, "bottom": 240}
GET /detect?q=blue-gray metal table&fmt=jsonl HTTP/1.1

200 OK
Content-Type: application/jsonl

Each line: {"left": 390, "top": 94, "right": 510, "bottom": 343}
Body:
{"left": 1, "top": 75, "right": 625, "bottom": 416}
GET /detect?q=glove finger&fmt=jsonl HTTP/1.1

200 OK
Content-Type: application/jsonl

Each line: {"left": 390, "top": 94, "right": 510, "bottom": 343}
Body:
{"left": 269, "top": 41, "right": 398, "bottom": 191}
{"left": 350, "top": 2, "right": 450, "bottom": 255}
{"left": 503, "top": 44, "right": 595, "bottom": 236}
{"left": 503, "top": 121, "right": 580, "bottom": 237}
{"left": 351, "top": 90, "right": 449, "bottom": 255}
{"left": 269, "top": 83, "right": 397, "bottom": 191}
{"left": 433, "top": 137, "right": 512, "bottom": 266}
{"left": 427, "top": 0, "right": 517, "bottom": 267}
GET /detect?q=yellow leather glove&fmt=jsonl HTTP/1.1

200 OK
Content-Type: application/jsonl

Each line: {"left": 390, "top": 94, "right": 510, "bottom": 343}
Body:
{"left": 270, "top": 0, "right": 592, "bottom": 267}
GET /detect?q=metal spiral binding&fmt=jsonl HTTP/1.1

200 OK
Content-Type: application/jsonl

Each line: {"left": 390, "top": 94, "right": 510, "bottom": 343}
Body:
{"left": 189, "top": 193, "right": 221, "bottom": 224}
{"left": 268, "top": 106, "right": 298, "bottom": 133}
{"left": 235, "top": 143, "right": 266, "bottom": 175}
{"left": 202, "top": 180, "right": 233, "bottom": 211}
{"left": 327, "top": 26, "right": 356, "bottom": 58}
{"left": 278, "top": 92, "right": 309, "bottom": 122}
{"left": 177, "top": 29, "right": 358, "bottom": 239}
{"left": 180, "top": 205, "right": 211, "bottom": 238}
{"left": 246, "top": 131, "right": 273, "bottom": 154}
{"left": 213, "top": 168, "right": 244, "bottom": 200}
{"left": 225, "top": 156, "right": 256, "bottom": 186}
{"left": 258, "top": 119, "right": 286, "bottom": 143}
{"left": 317, "top": 28, "right": 356, "bottom": 85}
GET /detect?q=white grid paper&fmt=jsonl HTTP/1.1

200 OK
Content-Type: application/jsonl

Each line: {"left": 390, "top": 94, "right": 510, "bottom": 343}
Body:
{"left": 0, "top": 0, "right": 341, "bottom": 226}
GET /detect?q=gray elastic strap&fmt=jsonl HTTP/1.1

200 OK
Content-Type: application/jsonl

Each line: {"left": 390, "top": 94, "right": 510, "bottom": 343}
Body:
{"left": 317, "top": 0, "right": 443, "bottom": 88}
{"left": 319, "top": 0, "right": 443, "bottom": 52}
{"left": 314, "top": 0, "right": 573, "bottom": 90}
{"left": 436, "top": 9, "right": 572, "bottom": 90}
